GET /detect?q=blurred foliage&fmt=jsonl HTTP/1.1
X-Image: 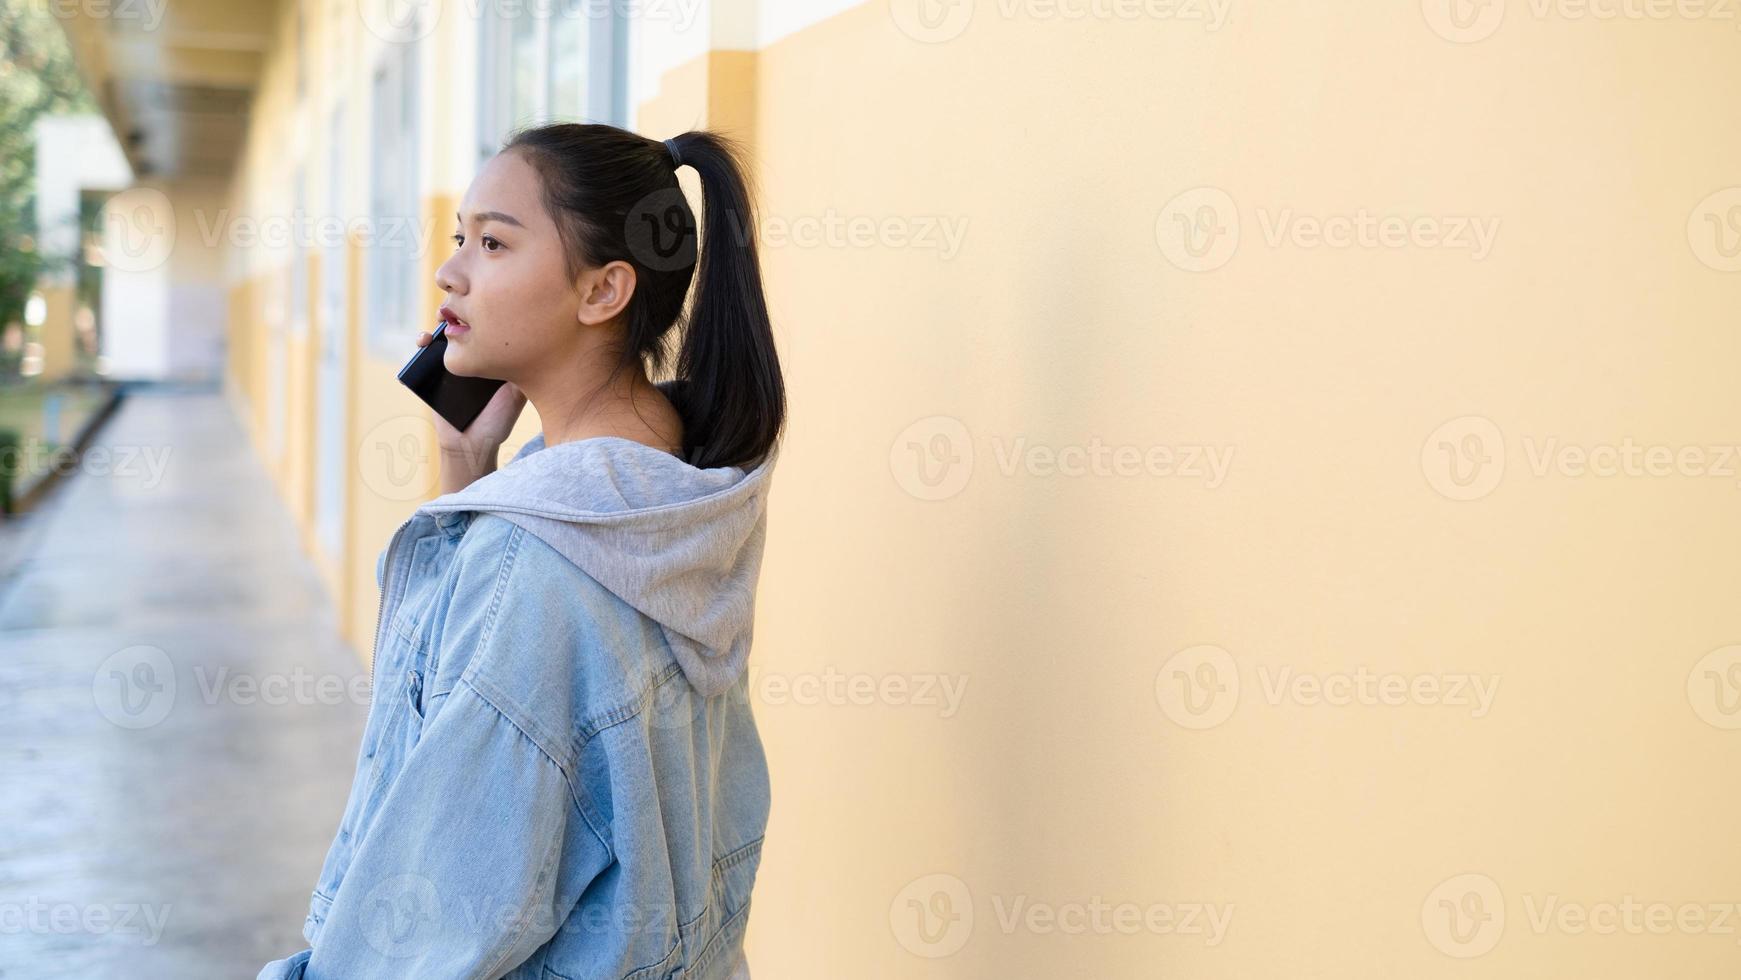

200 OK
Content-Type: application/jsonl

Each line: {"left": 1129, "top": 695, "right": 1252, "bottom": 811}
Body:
{"left": 0, "top": 426, "right": 17, "bottom": 513}
{"left": 0, "top": 0, "right": 97, "bottom": 351}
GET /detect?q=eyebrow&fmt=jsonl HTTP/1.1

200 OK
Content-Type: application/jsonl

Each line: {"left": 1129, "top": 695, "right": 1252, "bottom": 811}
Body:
{"left": 456, "top": 210, "right": 525, "bottom": 229}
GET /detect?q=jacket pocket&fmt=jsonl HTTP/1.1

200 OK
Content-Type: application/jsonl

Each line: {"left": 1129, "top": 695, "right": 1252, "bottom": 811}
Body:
{"left": 711, "top": 837, "right": 763, "bottom": 917}
{"left": 681, "top": 837, "right": 764, "bottom": 979}
{"left": 354, "top": 640, "right": 429, "bottom": 811}
{"left": 406, "top": 667, "right": 425, "bottom": 720}
{"left": 399, "top": 666, "right": 432, "bottom": 762}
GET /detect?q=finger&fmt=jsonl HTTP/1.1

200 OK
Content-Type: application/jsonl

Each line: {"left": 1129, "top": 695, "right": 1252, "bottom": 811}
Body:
{"left": 416, "top": 332, "right": 432, "bottom": 347}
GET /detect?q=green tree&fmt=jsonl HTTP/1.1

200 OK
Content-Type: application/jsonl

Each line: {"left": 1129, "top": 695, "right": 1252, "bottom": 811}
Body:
{"left": 0, "top": 0, "right": 96, "bottom": 338}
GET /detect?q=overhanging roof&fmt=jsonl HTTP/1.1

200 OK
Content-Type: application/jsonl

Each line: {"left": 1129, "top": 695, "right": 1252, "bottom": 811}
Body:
{"left": 55, "top": 0, "right": 276, "bottom": 182}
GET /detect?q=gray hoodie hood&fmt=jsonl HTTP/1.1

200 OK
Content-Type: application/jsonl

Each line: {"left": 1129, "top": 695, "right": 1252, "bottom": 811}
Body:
{"left": 415, "top": 433, "right": 777, "bottom": 697}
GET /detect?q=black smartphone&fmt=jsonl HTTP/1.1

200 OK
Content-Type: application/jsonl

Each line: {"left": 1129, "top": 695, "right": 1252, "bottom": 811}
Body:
{"left": 396, "top": 320, "right": 507, "bottom": 432}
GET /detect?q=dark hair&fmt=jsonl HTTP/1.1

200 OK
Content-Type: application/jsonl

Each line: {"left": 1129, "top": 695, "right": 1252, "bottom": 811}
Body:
{"left": 502, "top": 123, "right": 785, "bottom": 471}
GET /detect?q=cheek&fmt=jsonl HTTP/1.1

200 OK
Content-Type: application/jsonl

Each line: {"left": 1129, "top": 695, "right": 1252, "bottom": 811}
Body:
{"left": 510, "top": 260, "right": 578, "bottom": 336}
{"left": 473, "top": 249, "right": 574, "bottom": 345}
{"left": 477, "top": 259, "right": 545, "bottom": 312}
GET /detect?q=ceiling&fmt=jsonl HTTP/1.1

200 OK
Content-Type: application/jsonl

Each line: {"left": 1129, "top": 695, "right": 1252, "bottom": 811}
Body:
{"left": 56, "top": 0, "right": 278, "bottom": 182}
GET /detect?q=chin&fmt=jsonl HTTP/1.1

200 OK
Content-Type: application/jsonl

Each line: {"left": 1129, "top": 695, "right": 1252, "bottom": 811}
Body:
{"left": 441, "top": 347, "right": 481, "bottom": 378}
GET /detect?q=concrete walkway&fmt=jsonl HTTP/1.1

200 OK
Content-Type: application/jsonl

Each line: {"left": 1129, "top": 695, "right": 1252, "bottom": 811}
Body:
{"left": 0, "top": 382, "right": 367, "bottom": 978}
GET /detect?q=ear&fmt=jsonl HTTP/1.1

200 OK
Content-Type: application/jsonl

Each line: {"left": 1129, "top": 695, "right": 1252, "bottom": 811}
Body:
{"left": 575, "top": 260, "right": 638, "bottom": 327}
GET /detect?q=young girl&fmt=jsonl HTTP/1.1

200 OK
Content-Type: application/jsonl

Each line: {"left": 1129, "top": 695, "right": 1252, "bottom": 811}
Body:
{"left": 258, "top": 124, "right": 784, "bottom": 979}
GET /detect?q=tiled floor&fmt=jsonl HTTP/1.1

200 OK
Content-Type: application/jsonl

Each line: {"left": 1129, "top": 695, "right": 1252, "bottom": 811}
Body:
{"left": 0, "top": 382, "right": 367, "bottom": 978}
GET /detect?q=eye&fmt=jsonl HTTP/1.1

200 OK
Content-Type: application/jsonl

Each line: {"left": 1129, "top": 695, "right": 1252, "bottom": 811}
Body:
{"left": 451, "top": 233, "right": 503, "bottom": 252}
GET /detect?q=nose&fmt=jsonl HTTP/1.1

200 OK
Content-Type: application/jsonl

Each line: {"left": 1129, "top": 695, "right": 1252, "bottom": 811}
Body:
{"left": 435, "top": 253, "right": 465, "bottom": 295}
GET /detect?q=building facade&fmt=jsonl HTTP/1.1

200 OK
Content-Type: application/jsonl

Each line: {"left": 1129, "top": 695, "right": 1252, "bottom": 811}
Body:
{"left": 53, "top": 1, "right": 1741, "bottom": 976}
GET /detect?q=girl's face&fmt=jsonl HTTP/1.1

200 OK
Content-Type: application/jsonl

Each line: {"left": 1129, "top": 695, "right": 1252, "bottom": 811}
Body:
{"left": 433, "top": 150, "right": 584, "bottom": 382}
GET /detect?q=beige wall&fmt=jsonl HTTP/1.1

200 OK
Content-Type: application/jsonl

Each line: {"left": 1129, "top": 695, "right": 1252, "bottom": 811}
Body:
{"left": 734, "top": 2, "right": 1741, "bottom": 978}
{"left": 34, "top": 284, "right": 77, "bottom": 381}
{"left": 214, "top": 1, "right": 1741, "bottom": 977}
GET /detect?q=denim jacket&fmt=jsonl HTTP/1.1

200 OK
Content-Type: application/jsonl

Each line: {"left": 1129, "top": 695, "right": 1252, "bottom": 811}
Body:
{"left": 257, "top": 432, "right": 777, "bottom": 980}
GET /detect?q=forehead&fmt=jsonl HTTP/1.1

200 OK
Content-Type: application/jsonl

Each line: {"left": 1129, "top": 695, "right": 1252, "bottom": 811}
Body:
{"left": 459, "top": 150, "right": 549, "bottom": 230}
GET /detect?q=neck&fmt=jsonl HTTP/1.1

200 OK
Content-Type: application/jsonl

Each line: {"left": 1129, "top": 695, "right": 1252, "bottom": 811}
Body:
{"left": 520, "top": 338, "right": 658, "bottom": 450}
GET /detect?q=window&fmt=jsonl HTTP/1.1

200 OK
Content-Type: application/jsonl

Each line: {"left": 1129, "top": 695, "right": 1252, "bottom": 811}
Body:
{"left": 477, "top": 0, "right": 627, "bottom": 163}
{"left": 291, "top": 164, "right": 308, "bottom": 339}
{"left": 326, "top": 0, "right": 350, "bottom": 93}
{"left": 321, "top": 106, "right": 347, "bottom": 344}
{"left": 367, "top": 33, "right": 421, "bottom": 358}
{"left": 295, "top": 2, "right": 306, "bottom": 100}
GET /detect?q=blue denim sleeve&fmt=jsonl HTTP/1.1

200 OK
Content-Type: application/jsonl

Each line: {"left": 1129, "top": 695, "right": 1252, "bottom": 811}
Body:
{"left": 296, "top": 677, "right": 612, "bottom": 979}
{"left": 256, "top": 947, "right": 311, "bottom": 979}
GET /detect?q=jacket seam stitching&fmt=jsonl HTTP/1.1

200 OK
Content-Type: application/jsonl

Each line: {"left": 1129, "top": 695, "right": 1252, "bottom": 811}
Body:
{"left": 458, "top": 675, "right": 613, "bottom": 861}
{"left": 573, "top": 661, "right": 687, "bottom": 747}
{"left": 458, "top": 520, "right": 686, "bottom": 747}
{"left": 460, "top": 524, "right": 617, "bottom": 850}
{"left": 689, "top": 894, "right": 754, "bottom": 977}
{"left": 470, "top": 657, "right": 677, "bottom": 854}
{"left": 713, "top": 835, "right": 764, "bottom": 874}
{"left": 473, "top": 522, "right": 522, "bottom": 665}
{"left": 664, "top": 837, "right": 763, "bottom": 966}
{"left": 675, "top": 836, "right": 763, "bottom": 973}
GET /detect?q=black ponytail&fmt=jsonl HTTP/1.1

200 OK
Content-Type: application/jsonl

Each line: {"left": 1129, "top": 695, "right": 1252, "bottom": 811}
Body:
{"left": 503, "top": 123, "right": 786, "bottom": 471}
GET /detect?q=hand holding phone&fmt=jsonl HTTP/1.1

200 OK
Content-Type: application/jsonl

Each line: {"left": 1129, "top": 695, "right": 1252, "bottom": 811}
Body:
{"left": 398, "top": 321, "right": 527, "bottom": 468}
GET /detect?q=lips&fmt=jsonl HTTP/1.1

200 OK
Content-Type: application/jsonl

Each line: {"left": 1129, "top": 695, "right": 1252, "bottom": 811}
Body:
{"left": 438, "top": 307, "right": 471, "bottom": 335}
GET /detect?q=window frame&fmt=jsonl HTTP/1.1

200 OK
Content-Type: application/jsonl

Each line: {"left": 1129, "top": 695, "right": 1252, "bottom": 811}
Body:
{"left": 475, "top": 0, "right": 627, "bottom": 167}
{"left": 365, "top": 31, "right": 423, "bottom": 362}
